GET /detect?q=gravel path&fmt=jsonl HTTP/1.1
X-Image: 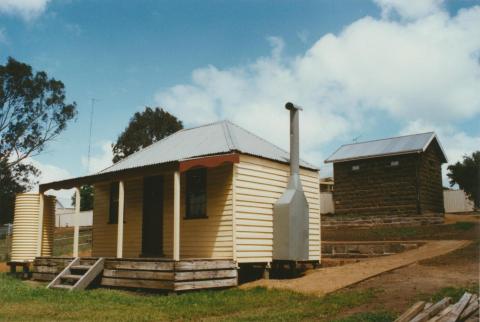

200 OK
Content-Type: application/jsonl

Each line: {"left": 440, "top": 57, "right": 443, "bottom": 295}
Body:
{"left": 242, "top": 240, "right": 471, "bottom": 296}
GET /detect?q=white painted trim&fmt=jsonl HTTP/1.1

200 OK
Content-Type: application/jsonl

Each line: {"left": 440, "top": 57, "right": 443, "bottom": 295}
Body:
{"left": 36, "top": 193, "right": 44, "bottom": 256}
{"left": 116, "top": 181, "right": 125, "bottom": 258}
{"left": 231, "top": 163, "right": 238, "bottom": 262}
{"left": 173, "top": 170, "right": 180, "bottom": 261}
{"left": 73, "top": 187, "right": 80, "bottom": 257}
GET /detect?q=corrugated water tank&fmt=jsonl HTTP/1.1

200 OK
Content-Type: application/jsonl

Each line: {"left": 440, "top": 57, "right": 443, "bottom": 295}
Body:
{"left": 11, "top": 193, "right": 56, "bottom": 262}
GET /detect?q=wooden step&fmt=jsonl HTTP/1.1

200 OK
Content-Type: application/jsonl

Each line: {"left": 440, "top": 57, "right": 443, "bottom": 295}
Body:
{"left": 60, "top": 274, "right": 82, "bottom": 281}
{"left": 47, "top": 257, "right": 105, "bottom": 291}
{"left": 71, "top": 265, "right": 91, "bottom": 271}
{"left": 51, "top": 284, "right": 73, "bottom": 290}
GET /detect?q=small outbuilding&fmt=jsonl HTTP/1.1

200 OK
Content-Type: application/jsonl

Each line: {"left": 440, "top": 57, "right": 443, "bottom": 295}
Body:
{"left": 325, "top": 132, "right": 447, "bottom": 226}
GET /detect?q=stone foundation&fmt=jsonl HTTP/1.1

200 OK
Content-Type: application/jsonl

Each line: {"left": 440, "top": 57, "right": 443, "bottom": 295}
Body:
{"left": 322, "top": 213, "right": 444, "bottom": 229}
{"left": 322, "top": 241, "right": 424, "bottom": 258}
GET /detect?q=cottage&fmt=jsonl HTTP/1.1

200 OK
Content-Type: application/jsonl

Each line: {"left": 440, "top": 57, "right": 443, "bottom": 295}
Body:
{"left": 28, "top": 116, "right": 320, "bottom": 291}
{"left": 325, "top": 132, "right": 447, "bottom": 226}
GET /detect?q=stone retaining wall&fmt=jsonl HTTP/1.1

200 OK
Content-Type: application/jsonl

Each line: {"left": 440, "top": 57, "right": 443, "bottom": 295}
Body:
{"left": 322, "top": 213, "right": 444, "bottom": 229}
{"left": 322, "top": 241, "right": 424, "bottom": 258}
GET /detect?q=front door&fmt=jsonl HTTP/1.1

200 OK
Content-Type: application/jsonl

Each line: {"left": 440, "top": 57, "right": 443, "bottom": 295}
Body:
{"left": 142, "top": 175, "right": 164, "bottom": 257}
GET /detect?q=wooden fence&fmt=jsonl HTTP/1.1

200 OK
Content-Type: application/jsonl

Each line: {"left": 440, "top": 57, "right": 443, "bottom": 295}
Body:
{"left": 443, "top": 190, "right": 474, "bottom": 213}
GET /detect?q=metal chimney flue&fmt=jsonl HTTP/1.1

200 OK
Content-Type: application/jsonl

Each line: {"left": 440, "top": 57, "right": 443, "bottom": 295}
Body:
{"left": 273, "top": 102, "right": 310, "bottom": 262}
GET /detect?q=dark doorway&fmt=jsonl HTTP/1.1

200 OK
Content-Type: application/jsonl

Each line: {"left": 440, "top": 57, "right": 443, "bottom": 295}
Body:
{"left": 142, "top": 175, "right": 164, "bottom": 257}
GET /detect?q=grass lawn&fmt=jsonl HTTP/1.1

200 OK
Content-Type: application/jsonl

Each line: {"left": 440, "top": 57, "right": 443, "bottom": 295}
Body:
{"left": 0, "top": 273, "right": 395, "bottom": 321}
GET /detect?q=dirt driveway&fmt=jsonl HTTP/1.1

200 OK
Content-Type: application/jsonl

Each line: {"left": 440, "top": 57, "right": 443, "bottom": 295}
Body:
{"left": 242, "top": 240, "right": 471, "bottom": 296}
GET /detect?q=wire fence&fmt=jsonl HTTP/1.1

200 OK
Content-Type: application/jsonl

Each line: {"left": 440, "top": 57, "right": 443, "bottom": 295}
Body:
{"left": 0, "top": 227, "right": 93, "bottom": 261}
{"left": 0, "top": 226, "right": 12, "bottom": 262}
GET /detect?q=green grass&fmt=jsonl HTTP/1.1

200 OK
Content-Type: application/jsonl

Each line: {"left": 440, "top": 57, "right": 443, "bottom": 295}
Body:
{"left": 334, "top": 311, "right": 395, "bottom": 322}
{"left": 0, "top": 273, "right": 383, "bottom": 321}
{"left": 453, "top": 221, "right": 475, "bottom": 231}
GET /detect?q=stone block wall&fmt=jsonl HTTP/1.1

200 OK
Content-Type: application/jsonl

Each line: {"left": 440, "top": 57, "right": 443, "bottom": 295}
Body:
{"left": 333, "top": 153, "right": 420, "bottom": 217}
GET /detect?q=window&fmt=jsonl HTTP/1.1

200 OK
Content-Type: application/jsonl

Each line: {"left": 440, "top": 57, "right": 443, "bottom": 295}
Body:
{"left": 109, "top": 182, "right": 119, "bottom": 224}
{"left": 186, "top": 168, "right": 207, "bottom": 219}
{"left": 352, "top": 165, "right": 360, "bottom": 171}
{"left": 390, "top": 160, "right": 399, "bottom": 167}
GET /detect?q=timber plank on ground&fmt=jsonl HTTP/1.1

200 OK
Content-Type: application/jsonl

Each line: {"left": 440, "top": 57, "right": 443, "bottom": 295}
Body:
{"left": 396, "top": 293, "right": 479, "bottom": 322}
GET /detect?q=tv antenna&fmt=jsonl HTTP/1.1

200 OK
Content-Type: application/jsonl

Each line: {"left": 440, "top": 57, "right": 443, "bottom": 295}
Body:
{"left": 87, "top": 98, "right": 99, "bottom": 174}
{"left": 353, "top": 135, "right": 362, "bottom": 143}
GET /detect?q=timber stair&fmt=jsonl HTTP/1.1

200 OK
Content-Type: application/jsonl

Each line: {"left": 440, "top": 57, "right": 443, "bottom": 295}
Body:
{"left": 47, "top": 257, "right": 105, "bottom": 291}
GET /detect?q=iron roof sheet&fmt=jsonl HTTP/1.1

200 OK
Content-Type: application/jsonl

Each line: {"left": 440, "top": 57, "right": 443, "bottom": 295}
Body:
{"left": 325, "top": 132, "right": 447, "bottom": 163}
{"left": 99, "top": 120, "right": 318, "bottom": 174}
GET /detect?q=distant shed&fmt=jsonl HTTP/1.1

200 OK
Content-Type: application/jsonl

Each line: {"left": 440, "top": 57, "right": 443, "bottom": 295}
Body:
{"left": 325, "top": 132, "right": 447, "bottom": 225}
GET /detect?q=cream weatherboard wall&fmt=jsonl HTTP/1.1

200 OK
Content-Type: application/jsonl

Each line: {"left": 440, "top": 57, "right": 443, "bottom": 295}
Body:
{"left": 163, "top": 164, "right": 234, "bottom": 259}
{"left": 92, "top": 165, "right": 234, "bottom": 259}
{"left": 233, "top": 154, "right": 321, "bottom": 264}
{"left": 91, "top": 156, "right": 320, "bottom": 264}
{"left": 92, "top": 178, "right": 143, "bottom": 258}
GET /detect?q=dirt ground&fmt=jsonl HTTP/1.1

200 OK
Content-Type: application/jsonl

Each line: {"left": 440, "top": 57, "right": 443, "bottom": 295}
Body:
{"left": 336, "top": 240, "right": 479, "bottom": 317}
{"left": 444, "top": 213, "right": 480, "bottom": 223}
{"left": 242, "top": 240, "right": 472, "bottom": 296}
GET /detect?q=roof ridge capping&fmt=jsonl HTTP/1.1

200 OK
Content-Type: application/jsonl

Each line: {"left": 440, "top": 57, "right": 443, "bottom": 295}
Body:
{"left": 223, "top": 120, "right": 318, "bottom": 169}
{"left": 338, "top": 131, "right": 435, "bottom": 148}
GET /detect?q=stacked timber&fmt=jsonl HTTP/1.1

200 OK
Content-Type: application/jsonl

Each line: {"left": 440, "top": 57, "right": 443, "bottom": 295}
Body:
{"left": 395, "top": 292, "right": 479, "bottom": 322}
{"left": 102, "top": 258, "right": 238, "bottom": 291}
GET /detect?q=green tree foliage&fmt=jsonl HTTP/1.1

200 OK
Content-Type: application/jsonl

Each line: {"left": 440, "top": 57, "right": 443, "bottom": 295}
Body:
{"left": 112, "top": 107, "right": 183, "bottom": 163}
{"left": 0, "top": 161, "right": 39, "bottom": 224}
{"left": 0, "top": 57, "right": 76, "bottom": 223}
{"left": 447, "top": 151, "right": 480, "bottom": 209}
{"left": 71, "top": 185, "right": 94, "bottom": 211}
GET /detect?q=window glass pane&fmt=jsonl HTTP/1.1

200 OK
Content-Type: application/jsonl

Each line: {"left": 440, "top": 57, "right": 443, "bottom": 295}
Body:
{"left": 109, "top": 182, "right": 119, "bottom": 224}
{"left": 186, "top": 168, "right": 207, "bottom": 218}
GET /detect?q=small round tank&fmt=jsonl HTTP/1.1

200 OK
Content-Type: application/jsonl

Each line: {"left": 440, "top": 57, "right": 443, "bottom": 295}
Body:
{"left": 11, "top": 193, "right": 56, "bottom": 262}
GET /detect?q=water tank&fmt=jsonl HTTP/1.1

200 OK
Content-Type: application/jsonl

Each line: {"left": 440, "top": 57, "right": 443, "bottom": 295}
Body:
{"left": 11, "top": 193, "right": 56, "bottom": 262}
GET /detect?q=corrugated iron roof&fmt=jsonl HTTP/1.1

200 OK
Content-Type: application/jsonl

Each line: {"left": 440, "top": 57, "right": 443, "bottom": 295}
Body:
{"left": 99, "top": 120, "right": 318, "bottom": 174}
{"left": 325, "top": 132, "right": 447, "bottom": 163}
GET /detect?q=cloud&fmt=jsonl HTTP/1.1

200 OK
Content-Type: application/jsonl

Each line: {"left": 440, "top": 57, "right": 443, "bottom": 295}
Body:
{"left": 81, "top": 141, "right": 113, "bottom": 174}
{"left": 374, "top": 0, "right": 445, "bottom": 20}
{"left": 297, "top": 30, "right": 309, "bottom": 44}
{"left": 0, "top": 0, "right": 51, "bottom": 21}
{"left": 25, "top": 158, "right": 74, "bottom": 207}
{"left": 155, "top": 2, "right": 480, "bottom": 173}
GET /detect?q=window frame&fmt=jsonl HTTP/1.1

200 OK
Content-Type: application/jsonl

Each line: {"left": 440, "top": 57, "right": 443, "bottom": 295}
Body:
{"left": 389, "top": 160, "right": 400, "bottom": 167}
{"left": 185, "top": 168, "right": 207, "bottom": 219}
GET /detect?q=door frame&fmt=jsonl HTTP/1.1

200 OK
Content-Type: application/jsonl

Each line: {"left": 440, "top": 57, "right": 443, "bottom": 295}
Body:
{"left": 141, "top": 175, "right": 164, "bottom": 257}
